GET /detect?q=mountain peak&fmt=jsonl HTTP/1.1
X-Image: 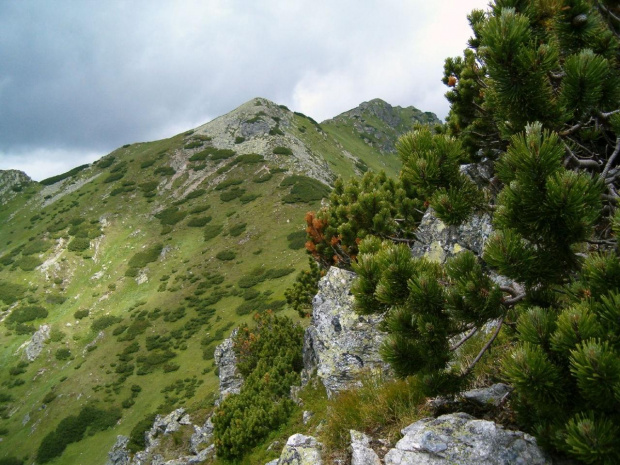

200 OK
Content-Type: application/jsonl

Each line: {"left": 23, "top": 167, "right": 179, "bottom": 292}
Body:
{"left": 0, "top": 169, "right": 33, "bottom": 204}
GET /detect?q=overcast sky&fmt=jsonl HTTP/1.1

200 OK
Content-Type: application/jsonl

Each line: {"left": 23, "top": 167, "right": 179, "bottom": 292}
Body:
{"left": 0, "top": 0, "right": 490, "bottom": 181}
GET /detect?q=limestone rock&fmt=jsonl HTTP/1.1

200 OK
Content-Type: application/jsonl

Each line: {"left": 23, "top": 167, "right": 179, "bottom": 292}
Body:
{"left": 350, "top": 430, "right": 381, "bottom": 465}
{"left": 25, "top": 324, "right": 51, "bottom": 361}
{"left": 302, "top": 267, "right": 390, "bottom": 398}
{"left": 214, "top": 328, "right": 243, "bottom": 404}
{"left": 462, "top": 383, "right": 512, "bottom": 408}
{"left": 153, "top": 408, "right": 187, "bottom": 435}
{"left": 411, "top": 207, "right": 494, "bottom": 264}
{"left": 106, "top": 435, "right": 131, "bottom": 465}
{"left": 276, "top": 434, "right": 323, "bottom": 465}
{"left": 190, "top": 416, "right": 214, "bottom": 454}
{"left": 383, "top": 413, "right": 550, "bottom": 465}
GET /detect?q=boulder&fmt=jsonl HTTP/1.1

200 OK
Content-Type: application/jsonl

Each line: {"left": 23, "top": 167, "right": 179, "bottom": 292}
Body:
{"left": 302, "top": 267, "right": 390, "bottom": 398}
{"left": 105, "top": 435, "right": 131, "bottom": 465}
{"left": 411, "top": 208, "right": 494, "bottom": 264}
{"left": 383, "top": 413, "right": 550, "bottom": 465}
{"left": 214, "top": 328, "right": 243, "bottom": 404}
{"left": 461, "top": 383, "right": 512, "bottom": 408}
{"left": 350, "top": 430, "right": 381, "bottom": 465}
{"left": 276, "top": 434, "right": 323, "bottom": 465}
{"left": 25, "top": 324, "right": 51, "bottom": 361}
{"left": 189, "top": 416, "right": 214, "bottom": 454}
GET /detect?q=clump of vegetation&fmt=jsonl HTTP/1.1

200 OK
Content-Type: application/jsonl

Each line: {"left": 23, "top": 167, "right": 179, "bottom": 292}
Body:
{"left": 212, "top": 313, "right": 304, "bottom": 460}
{"left": 74, "top": 309, "right": 89, "bottom": 319}
{"left": 215, "top": 179, "right": 243, "bottom": 191}
{"left": 280, "top": 175, "right": 331, "bottom": 204}
{"left": 128, "top": 413, "right": 157, "bottom": 452}
{"left": 6, "top": 305, "right": 48, "bottom": 325}
{"left": 227, "top": 223, "right": 247, "bottom": 237}
{"left": 273, "top": 146, "right": 293, "bottom": 155}
{"left": 91, "top": 315, "right": 122, "bottom": 332}
{"left": 36, "top": 405, "right": 121, "bottom": 463}
{"left": 235, "top": 136, "right": 245, "bottom": 144}
{"left": 252, "top": 172, "right": 272, "bottom": 183}
{"left": 286, "top": 230, "right": 306, "bottom": 250}
{"left": 187, "top": 216, "right": 212, "bottom": 227}
{"left": 68, "top": 237, "right": 91, "bottom": 252}
{"left": 16, "top": 255, "right": 42, "bottom": 271}
{"left": 285, "top": 258, "right": 322, "bottom": 317}
{"left": 204, "top": 224, "right": 223, "bottom": 241}
{"left": 40, "top": 164, "right": 89, "bottom": 186}
{"left": 154, "top": 166, "right": 176, "bottom": 176}
{"left": 220, "top": 187, "right": 246, "bottom": 202}
{"left": 216, "top": 250, "right": 236, "bottom": 261}
{"left": 155, "top": 207, "right": 187, "bottom": 225}
{"left": 22, "top": 239, "right": 51, "bottom": 255}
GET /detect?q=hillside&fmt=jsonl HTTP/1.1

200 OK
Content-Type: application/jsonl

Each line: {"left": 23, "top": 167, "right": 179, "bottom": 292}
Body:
{"left": 0, "top": 97, "right": 437, "bottom": 465}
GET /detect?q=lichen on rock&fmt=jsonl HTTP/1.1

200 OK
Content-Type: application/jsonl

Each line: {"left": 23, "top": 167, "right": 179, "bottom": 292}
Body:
{"left": 302, "top": 267, "right": 390, "bottom": 398}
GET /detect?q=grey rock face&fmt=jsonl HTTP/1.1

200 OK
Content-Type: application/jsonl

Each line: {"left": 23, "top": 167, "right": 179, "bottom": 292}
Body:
{"left": 214, "top": 328, "right": 243, "bottom": 404}
{"left": 276, "top": 434, "right": 323, "bottom": 465}
{"left": 190, "top": 416, "right": 214, "bottom": 454}
{"left": 0, "top": 169, "right": 32, "bottom": 205}
{"left": 462, "top": 383, "right": 512, "bottom": 408}
{"left": 384, "top": 413, "right": 550, "bottom": 465}
{"left": 153, "top": 408, "right": 187, "bottom": 435}
{"left": 350, "top": 430, "right": 381, "bottom": 465}
{"left": 25, "top": 324, "right": 51, "bottom": 361}
{"left": 302, "top": 267, "right": 390, "bottom": 398}
{"left": 411, "top": 207, "right": 494, "bottom": 264}
{"left": 106, "top": 435, "right": 131, "bottom": 465}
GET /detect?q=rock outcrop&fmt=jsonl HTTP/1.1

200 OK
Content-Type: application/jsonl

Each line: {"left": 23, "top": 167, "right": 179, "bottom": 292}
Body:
{"left": 411, "top": 207, "right": 494, "bottom": 264}
{"left": 383, "top": 413, "right": 550, "bottom": 465}
{"left": 213, "top": 328, "right": 243, "bottom": 404}
{"left": 106, "top": 436, "right": 131, "bottom": 465}
{"left": 302, "top": 267, "right": 390, "bottom": 398}
{"left": 350, "top": 430, "right": 381, "bottom": 465}
{"left": 25, "top": 324, "right": 51, "bottom": 361}
{"left": 273, "top": 434, "right": 323, "bottom": 465}
{"left": 0, "top": 169, "right": 32, "bottom": 205}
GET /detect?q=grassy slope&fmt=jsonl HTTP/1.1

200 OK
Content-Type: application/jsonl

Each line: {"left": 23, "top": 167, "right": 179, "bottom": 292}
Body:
{"left": 0, "top": 97, "right": 433, "bottom": 464}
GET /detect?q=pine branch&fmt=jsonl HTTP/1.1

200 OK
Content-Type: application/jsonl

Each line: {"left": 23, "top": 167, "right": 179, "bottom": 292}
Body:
{"left": 601, "top": 137, "right": 620, "bottom": 179}
{"left": 463, "top": 317, "right": 504, "bottom": 376}
{"left": 450, "top": 326, "right": 478, "bottom": 351}
{"left": 503, "top": 293, "right": 526, "bottom": 306}
{"left": 560, "top": 118, "right": 592, "bottom": 137}
{"left": 563, "top": 142, "right": 601, "bottom": 170}
{"left": 599, "top": 109, "right": 620, "bottom": 120}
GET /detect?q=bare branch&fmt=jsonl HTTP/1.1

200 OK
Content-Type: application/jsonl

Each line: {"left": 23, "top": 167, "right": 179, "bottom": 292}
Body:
{"left": 463, "top": 317, "right": 504, "bottom": 376}
{"left": 500, "top": 286, "right": 519, "bottom": 297}
{"left": 602, "top": 137, "right": 620, "bottom": 179}
{"left": 599, "top": 109, "right": 620, "bottom": 120}
{"left": 560, "top": 118, "right": 592, "bottom": 137}
{"left": 563, "top": 142, "right": 601, "bottom": 170}
{"left": 450, "top": 327, "right": 478, "bottom": 352}
{"left": 503, "top": 293, "right": 526, "bottom": 306}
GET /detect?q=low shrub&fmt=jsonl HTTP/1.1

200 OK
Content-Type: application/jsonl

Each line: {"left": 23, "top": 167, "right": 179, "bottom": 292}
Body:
{"left": 216, "top": 250, "right": 236, "bottom": 261}
{"left": 185, "top": 188, "right": 206, "bottom": 200}
{"left": 154, "top": 166, "right": 176, "bottom": 176}
{"left": 240, "top": 193, "right": 260, "bottom": 204}
{"left": 204, "top": 224, "right": 223, "bottom": 241}
{"left": 40, "top": 164, "right": 89, "bottom": 186}
{"left": 74, "top": 309, "right": 90, "bottom": 319}
{"left": 220, "top": 188, "right": 245, "bottom": 202}
{"left": 235, "top": 136, "right": 245, "bottom": 144}
{"left": 140, "top": 159, "right": 156, "bottom": 169}
{"left": 68, "top": 237, "right": 91, "bottom": 252}
{"left": 128, "top": 413, "right": 157, "bottom": 452}
{"left": 17, "top": 255, "right": 42, "bottom": 271}
{"left": 281, "top": 176, "right": 331, "bottom": 203}
{"left": 187, "top": 216, "right": 212, "bottom": 227}
{"left": 103, "top": 172, "right": 124, "bottom": 183}
{"left": 215, "top": 179, "right": 243, "bottom": 191}
{"left": 184, "top": 141, "right": 204, "bottom": 149}
{"left": 55, "top": 348, "right": 71, "bottom": 360}
{"left": 287, "top": 230, "right": 307, "bottom": 250}
{"left": 7, "top": 305, "right": 47, "bottom": 324}
{"left": 252, "top": 173, "right": 272, "bottom": 183}
{"left": 155, "top": 207, "right": 187, "bottom": 225}
{"left": 228, "top": 223, "right": 247, "bottom": 237}
{"left": 273, "top": 146, "right": 293, "bottom": 155}
{"left": 128, "top": 243, "right": 163, "bottom": 268}
{"left": 36, "top": 405, "right": 121, "bottom": 463}
{"left": 91, "top": 315, "right": 122, "bottom": 332}
{"left": 22, "top": 239, "right": 51, "bottom": 255}
{"left": 235, "top": 153, "right": 264, "bottom": 164}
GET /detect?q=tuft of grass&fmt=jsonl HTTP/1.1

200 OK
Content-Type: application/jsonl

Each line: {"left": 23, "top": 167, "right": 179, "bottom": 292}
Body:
{"left": 322, "top": 374, "right": 429, "bottom": 453}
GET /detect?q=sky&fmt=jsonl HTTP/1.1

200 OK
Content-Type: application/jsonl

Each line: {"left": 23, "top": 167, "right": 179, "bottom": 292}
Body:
{"left": 0, "top": 0, "right": 490, "bottom": 181}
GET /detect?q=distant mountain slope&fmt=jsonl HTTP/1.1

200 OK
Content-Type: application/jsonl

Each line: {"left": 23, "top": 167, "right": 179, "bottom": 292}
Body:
{"left": 0, "top": 97, "right": 437, "bottom": 465}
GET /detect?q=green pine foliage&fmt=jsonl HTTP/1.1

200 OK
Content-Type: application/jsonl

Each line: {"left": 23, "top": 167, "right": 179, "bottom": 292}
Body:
{"left": 212, "top": 313, "right": 304, "bottom": 460}
{"left": 285, "top": 258, "right": 323, "bottom": 317}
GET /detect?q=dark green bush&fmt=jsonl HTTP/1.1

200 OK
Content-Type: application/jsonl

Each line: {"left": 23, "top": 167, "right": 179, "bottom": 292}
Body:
{"left": 128, "top": 243, "right": 163, "bottom": 268}
{"left": 140, "top": 159, "right": 156, "bottom": 169}
{"left": 36, "top": 405, "right": 121, "bottom": 463}
{"left": 190, "top": 204, "right": 210, "bottom": 214}
{"left": 216, "top": 250, "right": 236, "bottom": 261}
{"left": 212, "top": 313, "right": 303, "bottom": 460}
{"left": 185, "top": 188, "right": 206, "bottom": 200}
{"left": 252, "top": 172, "right": 272, "bottom": 183}
{"left": 220, "top": 188, "right": 245, "bottom": 202}
{"left": 55, "top": 348, "right": 71, "bottom": 360}
{"left": 235, "top": 136, "right": 245, "bottom": 144}
{"left": 128, "top": 413, "right": 157, "bottom": 452}
{"left": 210, "top": 148, "right": 237, "bottom": 160}
{"left": 240, "top": 193, "right": 260, "bottom": 204}
{"left": 91, "top": 315, "right": 122, "bottom": 332}
{"left": 68, "top": 237, "right": 91, "bottom": 252}
{"left": 40, "top": 164, "right": 89, "bottom": 186}
{"left": 227, "top": 223, "right": 247, "bottom": 237}
{"left": 215, "top": 179, "right": 243, "bottom": 191}
{"left": 273, "top": 146, "right": 293, "bottom": 155}
{"left": 184, "top": 141, "right": 203, "bottom": 149}
{"left": 204, "top": 224, "right": 223, "bottom": 241}
{"left": 235, "top": 153, "right": 264, "bottom": 164}
{"left": 6, "top": 305, "right": 47, "bottom": 324}
{"left": 155, "top": 207, "right": 187, "bottom": 225}
{"left": 287, "top": 230, "right": 307, "bottom": 250}
{"left": 154, "top": 166, "right": 176, "bottom": 176}
{"left": 17, "top": 255, "right": 42, "bottom": 271}
{"left": 0, "top": 457, "right": 23, "bottom": 465}
{"left": 103, "top": 172, "right": 124, "bottom": 183}
{"left": 22, "top": 239, "right": 51, "bottom": 255}
{"left": 187, "top": 216, "right": 212, "bottom": 227}
{"left": 281, "top": 176, "right": 331, "bottom": 203}
{"left": 74, "top": 309, "right": 90, "bottom": 319}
